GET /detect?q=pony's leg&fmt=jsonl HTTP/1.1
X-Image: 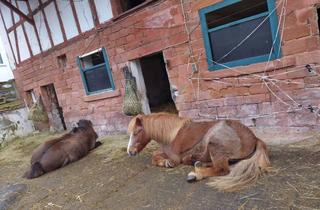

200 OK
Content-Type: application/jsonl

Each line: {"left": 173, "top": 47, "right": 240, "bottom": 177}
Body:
{"left": 181, "top": 153, "right": 209, "bottom": 165}
{"left": 187, "top": 146, "right": 230, "bottom": 182}
{"left": 194, "top": 161, "right": 212, "bottom": 167}
{"left": 181, "top": 154, "right": 194, "bottom": 165}
{"left": 152, "top": 152, "right": 178, "bottom": 168}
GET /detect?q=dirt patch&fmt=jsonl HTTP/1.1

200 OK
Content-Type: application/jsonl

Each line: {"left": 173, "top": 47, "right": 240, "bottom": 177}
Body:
{"left": 0, "top": 184, "right": 27, "bottom": 210}
{"left": 0, "top": 132, "right": 319, "bottom": 210}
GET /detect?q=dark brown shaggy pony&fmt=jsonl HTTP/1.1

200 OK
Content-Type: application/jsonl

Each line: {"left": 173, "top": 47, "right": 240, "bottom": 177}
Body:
{"left": 127, "top": 113, "right": 271, "bottom": 192}
{"left": 24, "top": 119, "right": 101, "bottom": 179}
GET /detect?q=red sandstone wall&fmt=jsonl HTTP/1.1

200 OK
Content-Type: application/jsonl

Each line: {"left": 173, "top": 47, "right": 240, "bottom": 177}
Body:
{"left": 13, "top": 0, "right": 320, "bottom": 134}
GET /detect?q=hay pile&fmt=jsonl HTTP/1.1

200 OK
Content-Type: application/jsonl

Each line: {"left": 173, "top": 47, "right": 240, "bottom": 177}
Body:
{"left": 28, "top": 96, "right": 48, "bottom": 122}
{"left": 122, "top": 66, "right": 142, "bottom": 116}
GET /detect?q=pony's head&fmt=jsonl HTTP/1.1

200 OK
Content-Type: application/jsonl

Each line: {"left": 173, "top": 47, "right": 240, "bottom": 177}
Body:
{"left": 127, "top": 115, "right": 151, "bottom": 157}
{"left": 72, "top": 120, "right": 97, "bottom": 139}
{"left": 77, "top": 119, "right": 93, "bottom": 128}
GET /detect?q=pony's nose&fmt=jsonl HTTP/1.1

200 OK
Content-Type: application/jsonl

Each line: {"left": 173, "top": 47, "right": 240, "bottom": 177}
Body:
{"left": 128, "top": 151, "right": 137, "bottom": 157}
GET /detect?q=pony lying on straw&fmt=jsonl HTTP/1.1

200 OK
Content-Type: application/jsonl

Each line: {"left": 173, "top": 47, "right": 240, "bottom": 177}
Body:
{"left": 24, "top": 119, "right": 101, "bottom": 179}
{"left": 127, "top": 113, "right": 271, "bottom": 192}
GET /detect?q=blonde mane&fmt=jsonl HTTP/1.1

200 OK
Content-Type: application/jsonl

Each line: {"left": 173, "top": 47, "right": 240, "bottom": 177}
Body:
{"left": 128, "top": 112, "right": 191, "bottom": 144}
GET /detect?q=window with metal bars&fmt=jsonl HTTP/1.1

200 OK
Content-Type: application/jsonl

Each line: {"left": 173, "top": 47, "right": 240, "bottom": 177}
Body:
{"left": 199, "top": 0, "right": 281, "bottom": 71}
{"left": 77, "top": 48, "right": 115, "bottom": 95}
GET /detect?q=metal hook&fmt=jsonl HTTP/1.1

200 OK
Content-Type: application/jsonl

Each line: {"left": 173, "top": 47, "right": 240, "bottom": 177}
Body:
{"left": 305, "top": 64, "right": 317, "bottom": 75}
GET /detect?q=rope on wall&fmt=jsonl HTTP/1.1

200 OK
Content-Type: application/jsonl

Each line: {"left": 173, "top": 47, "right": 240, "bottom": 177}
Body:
{"left": 78, "top": 0, "right": 320, "bottom": 121}
{"left": 178, "top": 0, "right": 320, "bottom": 121}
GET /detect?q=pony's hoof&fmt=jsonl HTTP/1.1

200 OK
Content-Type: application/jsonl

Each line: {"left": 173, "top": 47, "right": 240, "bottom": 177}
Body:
{"left": 194, "top": 161, "right": 202, "bottom": 168}
{"left": 165, "top": 160, "right": 174, "bottom": 168}
{"left": 95, "top": 141, "right": 102, "bottom": 148}
{"left": 187, "top": 172, "right": 197, "bottom": 183}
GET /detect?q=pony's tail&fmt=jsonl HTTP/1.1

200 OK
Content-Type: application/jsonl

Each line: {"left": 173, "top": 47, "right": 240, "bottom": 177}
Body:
{"left": 23, "top": 162, "right": 45, "bottom": 179}
{"left": 207, "top": 139, "right": 272, "bottom": 192}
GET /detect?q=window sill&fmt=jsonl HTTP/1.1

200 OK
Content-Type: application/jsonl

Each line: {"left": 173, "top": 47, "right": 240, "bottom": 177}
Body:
{"left": 83, "top": 89, "right": 121, "bottom": 102}
{"left": 112, "top": 0, "right": 160, "bottom": 22}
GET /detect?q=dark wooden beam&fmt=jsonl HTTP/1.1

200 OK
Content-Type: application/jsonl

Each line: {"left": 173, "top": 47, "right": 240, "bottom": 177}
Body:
{"left": 7, "top": 18, "right": 23, "bottom": 33}
{"left": 70, "top": 0, "right": 81, "bottom": 34}
{"left": 38, "top": 0, "right": 54, "bottom": 47}
{"left": 31, "top": 0, "right": 53, "bottom": 17}
{"left": 16, "top": 0, "right": 32, "bottom": 57}
{"left": 53, "top": 0, "right": 66, "bottom": 42}
{"left": 7, "top": 0, "right": 55, "bottom": 33}
{"left": 89, "top": 0, "right": 99, "bottom": 27}
{"left": 0, "top": 0, "right": 34, "bottom": 24}
{"left": 0, "top": 7, "right": 17, "bottom": 64}
{"left": 9, "top": 0, "right": 20, "bottom": 63}
{"left": 25, "top": 0, "right": 42, "bottom": 53}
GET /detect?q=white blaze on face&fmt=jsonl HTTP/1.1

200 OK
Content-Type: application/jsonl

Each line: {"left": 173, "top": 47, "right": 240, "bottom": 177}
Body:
{"left": 127, "top": 133, "right": 134, "bottom": 154}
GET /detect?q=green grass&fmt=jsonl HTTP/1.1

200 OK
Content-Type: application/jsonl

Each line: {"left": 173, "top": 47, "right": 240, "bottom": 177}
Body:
{"left": 0, "top": 100, "right": 24, "bottom": 112}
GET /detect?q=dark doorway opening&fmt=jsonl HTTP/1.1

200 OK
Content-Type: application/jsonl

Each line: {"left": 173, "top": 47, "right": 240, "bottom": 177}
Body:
{"left": 120, "top": 0, "right": 145, "bottom": 12}
{"left": 41, "top": 84, "right": 66, "bottom": 131}
{"left": 139, "top": 53, "right": 177, "bottom": 114}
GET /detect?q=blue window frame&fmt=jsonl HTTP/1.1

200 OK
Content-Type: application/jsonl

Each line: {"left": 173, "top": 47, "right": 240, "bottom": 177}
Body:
{"left": 77, "top": 48, "right": 115, "bottom": 95}
{"left": 199, "top": 0, "right": 281, "bottom": 71}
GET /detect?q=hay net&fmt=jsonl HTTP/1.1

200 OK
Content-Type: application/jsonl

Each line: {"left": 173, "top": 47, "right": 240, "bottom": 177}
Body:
{"left": 122, "top": 66, "right": 142, "bottom": 116}
{"left": 28, "top": 95, "right": 48, "bottom": 122}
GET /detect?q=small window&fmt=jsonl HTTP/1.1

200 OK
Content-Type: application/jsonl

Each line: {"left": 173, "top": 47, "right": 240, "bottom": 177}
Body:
{"left": 120, "top": 0, "right": 146, "bottom": 12}
{"left": 0, "top": 54, "right": 3, "bottom": 64}
{"left": 199, "top": 0, "right": 281, "bottom": 70}
{"left": 77, "top": 48, "right": 115, "bottom": 95}
{"left": 57, "top": 54, "right": 67, "bottom": 70}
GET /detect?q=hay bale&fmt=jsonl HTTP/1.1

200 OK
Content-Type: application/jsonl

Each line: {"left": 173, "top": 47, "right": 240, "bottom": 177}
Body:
{"left": 122, "top": 66, "right": 142, "bottom": 116}
{"left": 28, "top": 97, "right": 48, "bottom": 122}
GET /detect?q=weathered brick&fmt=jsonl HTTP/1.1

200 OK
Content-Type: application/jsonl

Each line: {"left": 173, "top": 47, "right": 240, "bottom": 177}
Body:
{"left": 224, "top": 96, "right": 244, "bottom": 106}
{"left": 206, "top": 98, "right": 225, "bottom": 107}
{"left": 11, "top": 0, "right": 320, "bottom": 135}
{"left": 249, "top": 84, "right": 267, "bottom": 94}
{"left": 258, "top": 102, "right": 273, "bottom": 115}
{"left": 237, "top": 104, "right": 258, "bottom": 117}
{"left": 244, "top": 94, "right": 269, "bottom": 104}
{"left": 283, "top": 38, "right": 312, "bottom": 56}
{"left": 296, "top": 7, "right": 316, "bottom": 24}
{"left": 199, "top": 107, "right": 218, "bottom": 117}
{"left": 293, "top": 110, "right": 317, "bottom": 126}
{"left": 255, "top": 116, "right": 279, "bottom": 127}
{"left": 283, "top": 25, "right": 311, "bottom": 41}
{"left": 217, "top": 106, "right": 237, "bottom": 118}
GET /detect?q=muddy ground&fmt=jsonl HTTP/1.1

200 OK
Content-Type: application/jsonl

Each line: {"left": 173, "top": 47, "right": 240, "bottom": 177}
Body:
{"left": 0, "top": 131, "right": 319, "bottom": 210}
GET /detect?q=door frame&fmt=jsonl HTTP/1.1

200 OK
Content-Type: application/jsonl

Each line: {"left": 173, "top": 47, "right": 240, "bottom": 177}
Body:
{"left": 129, "top": 60, "right": 151, "bottom": 114}
{"left": 128, "top": 51, "right": 175, "bottom": 114}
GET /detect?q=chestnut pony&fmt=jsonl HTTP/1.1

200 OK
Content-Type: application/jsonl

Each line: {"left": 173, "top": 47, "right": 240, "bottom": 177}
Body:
{"left": 127, "top": 113, "right": 271, "bottom": 191}
{"left": 24, "top": 119, "right": 101, "bottom": 179}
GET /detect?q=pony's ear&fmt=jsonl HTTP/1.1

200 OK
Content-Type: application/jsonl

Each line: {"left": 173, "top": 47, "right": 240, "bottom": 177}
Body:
{"left": 135, "top": 116, "right": 143, "bottom": 127}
